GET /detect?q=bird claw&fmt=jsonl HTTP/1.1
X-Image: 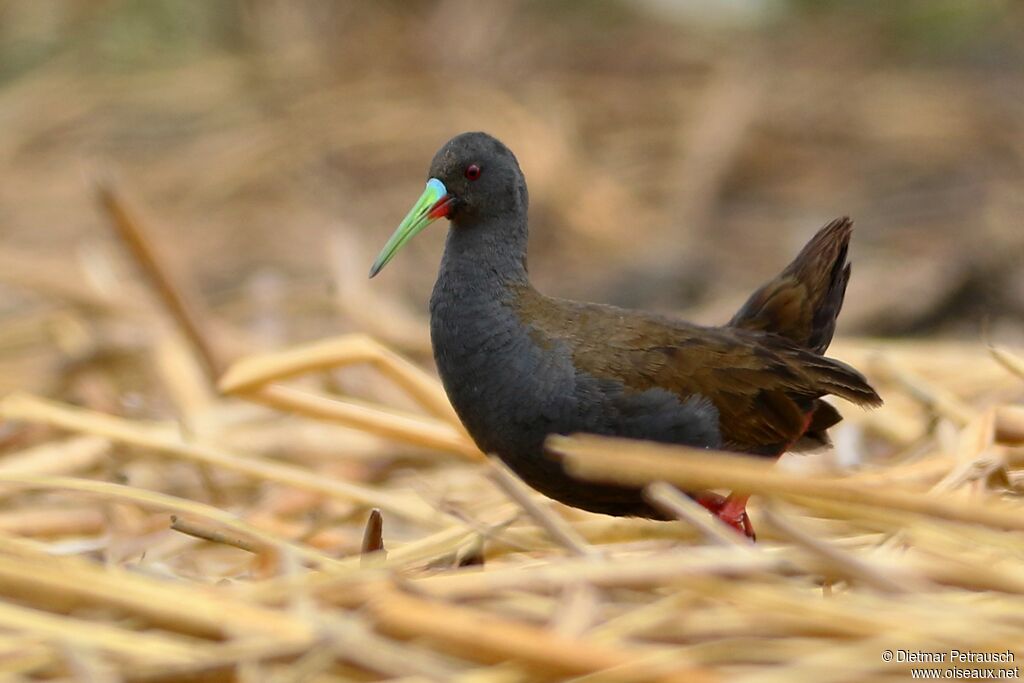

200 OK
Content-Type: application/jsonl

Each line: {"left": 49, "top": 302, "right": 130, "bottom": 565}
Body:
{"left": 715, "top": 507, "right": 756, "bottom": 541}
{"left": 697, "top": 493, "right": 756, "bottom": 541}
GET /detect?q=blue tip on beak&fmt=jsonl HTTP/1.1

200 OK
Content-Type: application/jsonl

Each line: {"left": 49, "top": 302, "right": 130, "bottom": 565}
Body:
{"left": 369, "top": 178, "right": 450, "bottom": 278}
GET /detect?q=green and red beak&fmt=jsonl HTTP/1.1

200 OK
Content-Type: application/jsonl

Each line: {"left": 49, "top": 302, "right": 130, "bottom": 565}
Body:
{"left": 369, "top": 178, "right": 455, "bottom": 278}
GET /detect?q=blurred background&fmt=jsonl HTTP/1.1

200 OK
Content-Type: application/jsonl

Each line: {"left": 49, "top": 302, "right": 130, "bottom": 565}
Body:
{"left": 2, "top": 0, "right": 1023, "bottom": 401}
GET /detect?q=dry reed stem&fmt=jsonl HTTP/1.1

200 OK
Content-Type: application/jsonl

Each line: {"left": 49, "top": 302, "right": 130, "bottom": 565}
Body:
{"left": 361, "top": 508, "right": 385, "bottom": 554}
{"left": 989, "top": 343, "right": 1024, "bottom": 382}
{"left": 0, "top": 599, "right": 211, "bottom": 666}
{"left": 118, "top": 638, "right": 323, "bottom": 683}
{"left": 519, "top": 516, "right": 699, "bottom": 547}
{"left": 95, "top": 179, "right": 224, "bottom": 380}
{"left": 844, "top": 455, "right": 953, "bottom": 487}
{"left": 488, "top": 458, "right": 597, "bottom": 558}
{"left": 586, "top": 592, "right": 692, "bottom": 644}
{"left": 759, "top": 507, "right": 921, "bottom": 593}
{"left": 995, "top": 406, "right": 1024, "bottom": 445}
{"left": 0, "top": 472, "right": 345, "bottom": 571}
{"left": 0, "top": 435, "right": 110, "bottom": 476}
{"left": 549, "top": 581, "right": 601, "bottom": 637}
{"left": 871, "top": 354, "right": 976, "bottom": 425}
{"left": 316, "top": 615, "right": 471, "bottom": 681}
{"left": 736, "top": 635, "right": 904, "bottom": 683}
{"left": 682, "top": 575, "right": 1023, "bottom": 646}
{"left": 219, "top": 334, "right": 462, "bottom": 428}
{"left": 0, "top": 635, "right": 54, "bottom": 677}
{"left": 0, "top": 392, "right": 453, "bottom": 528}
{"left": 0, "top": 530, "right": 53, "bottom": 558}
{"left": 0, "top": 247, "right": 139, "bottom": 313}
{"left": 413, "top": 547, "right": 785, "bottom": 598}
{"left": 243, "top": 383, "right": 482, "bottom": 460}
{"left": 553, "top": 435, "right": 1024, "bottom": 531}
{"left": 247, "top": 506, "right": 522, "bottom": 603}
{"left": 153, "top": 332, "right": 218, "bottom": 421}
{"left": 882, "top": 541, "right": 1024, "bottom": 594}
{"left": 170, "top": 515, "right": 261, "bottom": 554}
{"left": 0, "top": 507, "right": 106, "bottom": 537}
{"left": 369, "top": 588, "right": 717, "bottom": 683}
{"left": 930, "top": 409, "right": 1000, "bottom": 493}
{"left": 0, "top": 553, "right": 293, "bottom": 641}
{"left": 858, "top": 407, "right": 923, "bottom": 446}
{"left": 360, "top": 508, "right": 387, "bottom": 568}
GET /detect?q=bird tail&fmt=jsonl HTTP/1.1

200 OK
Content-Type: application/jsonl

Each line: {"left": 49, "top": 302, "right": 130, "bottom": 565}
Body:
{"left": 776, "top": 349, "right": 881, "bottom": 452}
{"left": 729, "top": 217, "right": 880, "bottom": 450}
{"left": 729, "top": 217, "right": 853, "bottom": 355}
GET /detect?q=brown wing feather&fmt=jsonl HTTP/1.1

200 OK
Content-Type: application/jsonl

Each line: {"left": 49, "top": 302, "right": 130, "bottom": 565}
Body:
{"left": 619, "top": 325, "right": 880, "bottom": 452}
{"left": 517, "top": 289, "right": 879, "bottom": 455}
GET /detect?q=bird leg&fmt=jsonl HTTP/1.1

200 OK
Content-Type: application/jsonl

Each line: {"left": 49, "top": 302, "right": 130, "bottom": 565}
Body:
{"left": 717, "top": 493, "right": 754, "bottom": 539}
{"left": 696, "top": 492, "right": 756, "bottom": 540}
{"left": 701, "top": 411, "right": 813, "bottom": 541}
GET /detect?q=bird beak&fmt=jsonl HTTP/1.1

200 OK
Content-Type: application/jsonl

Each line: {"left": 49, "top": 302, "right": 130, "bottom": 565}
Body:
{"left": 369, "top": 178, "right": 454, "bottom": 278}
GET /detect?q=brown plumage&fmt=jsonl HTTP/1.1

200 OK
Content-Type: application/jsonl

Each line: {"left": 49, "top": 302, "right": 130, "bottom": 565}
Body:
{"left": 731, "top": 217, "right": 853, "bottom": 353}
{"left": 512, "top": 220, "right": 878, "bottom": 458}
{"left": 371, "top": 132, "right": 881, "bottom": 539}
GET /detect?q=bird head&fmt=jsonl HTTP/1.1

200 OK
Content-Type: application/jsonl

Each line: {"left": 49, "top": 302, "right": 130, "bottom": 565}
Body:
{"left": 369, "top": 131, "right": 527, "bottom": 278}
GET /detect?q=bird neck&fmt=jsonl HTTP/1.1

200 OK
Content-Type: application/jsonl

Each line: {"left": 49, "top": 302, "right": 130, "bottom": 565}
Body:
{"left": 428, "top": 215, "right": 547, "bottom": 461}
{"left": 436, "top": 215, "right": 530, "bottom": 293}
{"left": 429, "top": 214, "right": 535, "bottom": 377}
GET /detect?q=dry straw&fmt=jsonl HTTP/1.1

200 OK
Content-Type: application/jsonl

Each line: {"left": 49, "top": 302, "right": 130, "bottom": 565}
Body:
{"left": 0, "top": 178, "right": 1022, "bottom": 680}
{"left": 2, "top": 314, "right": 1022, "bottom": 680}
{"left": 1, "top": 24, "right": 1024, "bottom": 679}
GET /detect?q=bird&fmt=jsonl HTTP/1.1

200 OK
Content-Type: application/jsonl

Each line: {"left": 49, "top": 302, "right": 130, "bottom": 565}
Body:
{"left": 369, "top": 131, "right": 881, "bottom": 539}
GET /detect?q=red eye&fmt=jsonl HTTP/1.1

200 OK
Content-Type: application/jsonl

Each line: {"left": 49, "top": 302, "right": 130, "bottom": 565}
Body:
{"left": 465, "top": 164, "right": 481, "bottom": 181}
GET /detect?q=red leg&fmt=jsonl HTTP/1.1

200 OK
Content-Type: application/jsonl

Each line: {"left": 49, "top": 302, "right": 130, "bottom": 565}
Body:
{"left": 696, "top": 492, "right": 755, "bottom": 540}
{"left": 717, "top": 493, "right": 754, "bottom": 540}
{"left": 694, "top": 409, "right": 817, "bottom": 542}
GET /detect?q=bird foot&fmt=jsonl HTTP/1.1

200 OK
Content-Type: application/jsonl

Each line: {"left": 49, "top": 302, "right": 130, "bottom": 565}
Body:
{"left": 697, "top": 493, "right": 756, "bottom": 541}
{"left": 716, "top": 506, "right": 755, "bottom": 540}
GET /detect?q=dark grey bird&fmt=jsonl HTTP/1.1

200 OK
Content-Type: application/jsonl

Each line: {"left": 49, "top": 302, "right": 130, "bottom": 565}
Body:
{"left": 370, "top": 131, "right": 880, "bottom": 538}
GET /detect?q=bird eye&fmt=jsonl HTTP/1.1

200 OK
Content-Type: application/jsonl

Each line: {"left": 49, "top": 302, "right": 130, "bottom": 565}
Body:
{"left": 465, "top": 164, "right": 482, "bottom": 181}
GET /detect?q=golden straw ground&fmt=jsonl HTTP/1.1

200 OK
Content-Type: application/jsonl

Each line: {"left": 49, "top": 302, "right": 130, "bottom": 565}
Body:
{"left": 1, "top": 331, "right": 1023, "bottom": 680}
{"left": 0, "top": 46, "right": 1023, "bottom": 680}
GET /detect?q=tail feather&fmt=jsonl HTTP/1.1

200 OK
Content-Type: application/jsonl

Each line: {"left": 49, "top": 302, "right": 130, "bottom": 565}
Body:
{"left": 804, "top": 355, "right": 882, "bottom": 408}
{"left": 728, "top": 217, "right": 882, "bottom": 455}
{"left": 730, "top": 217, "right": 853, "bottom": 355}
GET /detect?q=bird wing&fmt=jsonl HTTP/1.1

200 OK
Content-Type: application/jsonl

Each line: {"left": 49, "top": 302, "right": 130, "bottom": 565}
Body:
{"left": 522, "top": 296, "right": 878, "bottom": 454}
{"left": 639, "top": 329, "right": 878, "bottom": 453}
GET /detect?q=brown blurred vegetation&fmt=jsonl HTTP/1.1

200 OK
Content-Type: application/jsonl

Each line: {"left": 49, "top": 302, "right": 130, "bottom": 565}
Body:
{"left": 1, "top": 0, "right": 1023, "bottom": 396}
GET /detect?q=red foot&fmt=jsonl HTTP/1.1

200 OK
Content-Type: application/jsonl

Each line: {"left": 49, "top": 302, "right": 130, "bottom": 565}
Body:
{"left": 690, "top": 412, "right": 810, "bottom": 542}
{"left": 693, "top": 411, "right": 810, "bottom": 541}
{"left": 697, "top": 492, "right": 756, "bottom": 541}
